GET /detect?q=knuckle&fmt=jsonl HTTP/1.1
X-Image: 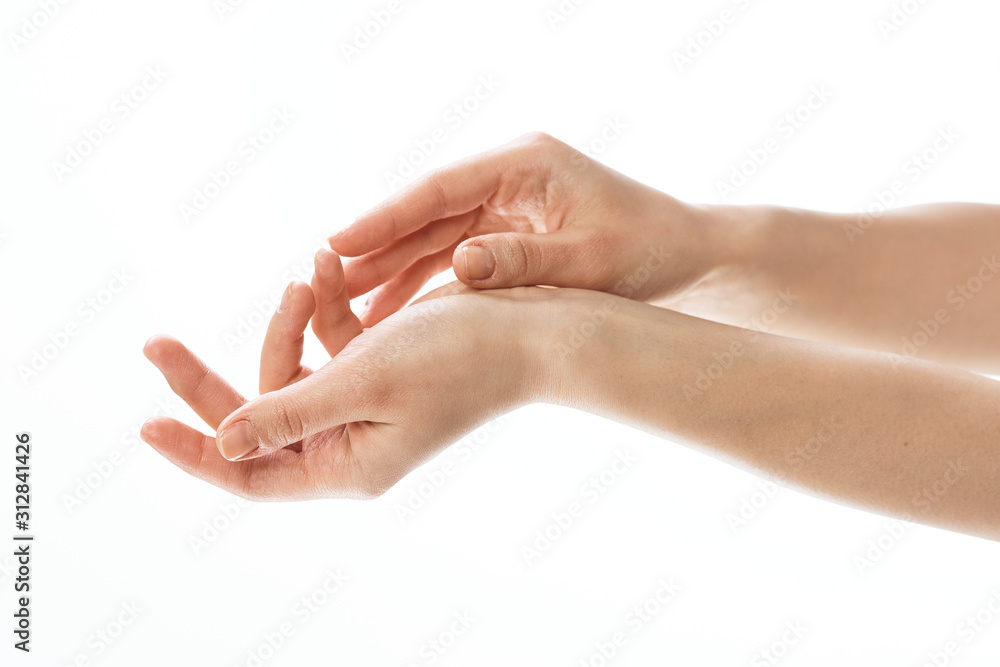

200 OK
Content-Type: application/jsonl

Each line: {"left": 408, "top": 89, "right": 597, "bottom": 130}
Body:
{"left": 423, "top": 172, "right": 449, "bottom": 219}
{"left": 507, "top": 234, "right": 541, "bottom": 281}
{"left": 518, "top": 131, "right": 556, "bottom": 148}
{"left": 510, "top": 132, "right": 562, "bottom": 161}
{"left": 269, "top": 400, "right": 305, "bottom": 444}
{"left": 579, "top": 229, "right": 619, "bottom": 289}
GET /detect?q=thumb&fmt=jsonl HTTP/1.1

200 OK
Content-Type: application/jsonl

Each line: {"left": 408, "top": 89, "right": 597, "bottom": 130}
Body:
{"left": 215, "top": 367, "right": 363, "bottom": 461}
{"left": 454, "top": 230, "right": 587, "bottom": 289}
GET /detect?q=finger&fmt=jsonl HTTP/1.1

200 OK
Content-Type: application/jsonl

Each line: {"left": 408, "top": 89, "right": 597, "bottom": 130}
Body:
{"left": 143, "top": 335, "right": 246, "bottom": 430}
{"left": 329, "top": 149, "right": 506, "bottom": 257}
{"left": 260, "top": 281, "right": 316, "bottom": 394}
{"left": 311, "top": 249, "right": 364, "bottom": 357}
{"left": 453, "top": 228, "right": 593, "bottom": 289}
{"left": 359, "top": 246, "right": 456, "bottom": 327}
{"left": 140, "top": 416, "right": 318, "bottom": 501}
{"left": 215, "top": 361, "right": 373, "bottom": 461}
{"left": 342, "top": 210, "right": 473, "bottom": 299}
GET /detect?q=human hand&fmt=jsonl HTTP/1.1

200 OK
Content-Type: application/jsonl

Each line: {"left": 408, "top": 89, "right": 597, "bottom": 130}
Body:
{"left": 140, "top": 249, "right": 554, "bottom": 500}
{"left": 330, "top": 132, "right": 726, "bottom": 326}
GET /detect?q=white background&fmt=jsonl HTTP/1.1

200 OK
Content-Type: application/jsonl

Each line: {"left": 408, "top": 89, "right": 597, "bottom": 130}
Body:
{"left": 3, "top": 0, "right": 1000, "bottom": 665}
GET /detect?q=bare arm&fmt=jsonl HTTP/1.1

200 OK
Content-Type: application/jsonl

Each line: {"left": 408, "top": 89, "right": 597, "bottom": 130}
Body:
{"left": 673, "top": 203, "right": 1000, "bottom": 373}
{"left": 544, "top": 293, "right": 1000, "bottom": 542}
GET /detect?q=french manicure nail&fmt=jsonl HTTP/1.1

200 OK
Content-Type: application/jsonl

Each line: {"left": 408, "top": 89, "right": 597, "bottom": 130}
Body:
{"left": 219, "top": 421, "right": 259, "bottom": 461}
{"left": 463, "top": 246, "right": 496, "bottom": 281}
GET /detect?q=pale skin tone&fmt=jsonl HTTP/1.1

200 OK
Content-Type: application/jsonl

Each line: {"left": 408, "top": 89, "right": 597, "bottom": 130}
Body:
{"left": 143, "top": 133, "right": 1000, "bottom": 541}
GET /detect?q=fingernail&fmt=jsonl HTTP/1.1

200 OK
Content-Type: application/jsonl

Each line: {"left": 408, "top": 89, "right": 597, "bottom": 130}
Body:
{"left": 277, "top": 283, "right": 293, "bottom": 314}
{"left": 218, "top": 421, "right": 259, "bottom": 461}
{"left": 463, "top": 246, "right": 495, "bottom": 281}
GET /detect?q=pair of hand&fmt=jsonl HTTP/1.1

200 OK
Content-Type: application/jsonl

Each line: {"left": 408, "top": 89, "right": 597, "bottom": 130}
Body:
{"left": 143, "top": 133, "right": 712, "bottom": 499}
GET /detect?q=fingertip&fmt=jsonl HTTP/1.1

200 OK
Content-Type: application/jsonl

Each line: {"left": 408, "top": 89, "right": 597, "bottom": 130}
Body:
{"left": 314, "top": 248, "right": 346, "bottom": 280}
{"left": 289, "top": 280, "right": 316, "bottom": 314}
{"left": 329, "top": 221, "right": 369, "bottom": 257}
{"left": 217, "top": 420, "right": 260, "bottom": 461}
{"left": 143, "top": 334, "right": 175, "bottom": 361}
{"left": 140, "top": 416, "right": 169, "bottom": 444}
{"left": 143, "top": 335, "right": 189, "bottom": 372}
{"left": 327, "top": 228, "right": 348, "bottom": 252}
{"left": 459, "top": 243, "right": 497, "bottom": 282}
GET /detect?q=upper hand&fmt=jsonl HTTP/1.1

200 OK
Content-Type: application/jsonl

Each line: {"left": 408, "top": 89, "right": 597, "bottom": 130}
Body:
{"left": 331, "top": 132, "right": 718, "bottom": 326}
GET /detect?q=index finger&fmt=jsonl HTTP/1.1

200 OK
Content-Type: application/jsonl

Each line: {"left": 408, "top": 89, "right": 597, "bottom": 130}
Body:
{"left": 141, "top": 417, "right": 323, "bottom": 501}
{"left": 329, "top": 147, "right": 504, "bottom": 257}
{"left": 144, "top": 335, "right": 246, "bottom": 430}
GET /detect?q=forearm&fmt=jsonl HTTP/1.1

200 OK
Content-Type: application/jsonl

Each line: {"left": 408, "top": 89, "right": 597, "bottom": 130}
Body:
{"left": 671, "top": 202, "right": 1000, "bottom": 372}
{"left": 544, "top": 296, "right": 1000, "bottom": 541}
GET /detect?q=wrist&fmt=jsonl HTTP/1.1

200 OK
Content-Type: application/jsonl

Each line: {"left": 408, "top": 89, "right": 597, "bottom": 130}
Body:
{"left": 531, "top": 290, "right": 663, "bottom": 410}
{"left": 658, "top": 203, "right": 780, "bottom": 314}
{"left": 690, "top": 202, "right": 774, "bottom": 280}
{"left": 626, "top": 193, "right": 770, "bottom": 304}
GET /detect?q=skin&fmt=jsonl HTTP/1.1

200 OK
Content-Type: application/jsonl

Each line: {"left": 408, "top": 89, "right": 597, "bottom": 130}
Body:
{"left": 143, "top": 132, "right": 1000, "bottom": 541}
{"left": 142, "top": 250, "right": 536, "bottom": 500}
{"left": 334, "top": 132, "right": 1000, "bottom": 373}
